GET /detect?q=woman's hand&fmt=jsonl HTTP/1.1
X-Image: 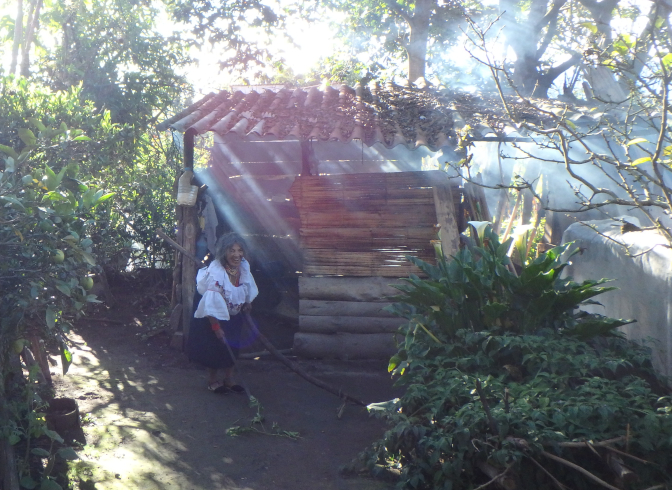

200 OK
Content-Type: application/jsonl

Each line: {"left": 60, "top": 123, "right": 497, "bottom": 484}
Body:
{"left": 242, "top": 302, "right": 252, "bottom": 312}
{"left": 208, "top": 316, "right": 225, "bottom": 341}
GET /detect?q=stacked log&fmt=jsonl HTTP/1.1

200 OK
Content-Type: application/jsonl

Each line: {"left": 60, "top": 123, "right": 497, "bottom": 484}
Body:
{"left": 293, "top": 277, "right": 403, "bottom": 359}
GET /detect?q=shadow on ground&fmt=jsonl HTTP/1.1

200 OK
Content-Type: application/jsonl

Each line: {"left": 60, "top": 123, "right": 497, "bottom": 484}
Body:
{"left": 52, "top": 294, "right": 401, "bottom": 490}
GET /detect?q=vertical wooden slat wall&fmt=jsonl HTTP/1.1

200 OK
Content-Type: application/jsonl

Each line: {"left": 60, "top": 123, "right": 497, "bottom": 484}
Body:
{"left": 289, "top": 171, "right": 461, "bottom": 359}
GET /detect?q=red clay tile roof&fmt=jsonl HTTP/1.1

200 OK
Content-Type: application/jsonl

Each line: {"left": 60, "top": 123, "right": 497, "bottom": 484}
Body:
{"left": 158, "top": 81, "right": 597, "bottom": 150}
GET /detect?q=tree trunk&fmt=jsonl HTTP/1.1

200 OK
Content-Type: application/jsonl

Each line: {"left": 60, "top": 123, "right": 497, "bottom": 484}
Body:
{"left": 406, "top": 0, "right": 431, "bottom": 82}
{"left": 10, "top": 0, "right": 23, "bottom": 75}
{"left": 407, "top": 23, "right": 428, "bottom": 82}
{"left": 20, "top": 0, "right": 43, "bottom": 78}
{"left": 501, "top": 0, "right": 579, "bottom": 97}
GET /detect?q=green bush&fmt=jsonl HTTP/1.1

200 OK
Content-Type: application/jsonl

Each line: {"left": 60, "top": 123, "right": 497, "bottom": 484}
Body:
{"left": 360, "top": 226, "right": 672, "bottom": 490}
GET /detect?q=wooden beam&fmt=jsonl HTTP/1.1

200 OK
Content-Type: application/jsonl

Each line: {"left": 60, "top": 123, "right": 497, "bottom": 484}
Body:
{"left": 299, "top": 315, "right": 403, "bottom": 334}
{"left": 433, "top": 183, "right": 461, "bottom": 258}
{"left": 299, "top": 300, "right": 395, "bottom": 317}
{"left": 299, "top": 276, "right": 404, "bottom": 301}
{"left": 292, "top": 332, "right": 399, "bottom": 360}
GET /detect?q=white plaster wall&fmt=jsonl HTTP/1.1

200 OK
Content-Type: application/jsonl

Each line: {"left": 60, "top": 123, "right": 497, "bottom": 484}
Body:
{"left": 562, "top": 218, "right": 672, "bottom": 378}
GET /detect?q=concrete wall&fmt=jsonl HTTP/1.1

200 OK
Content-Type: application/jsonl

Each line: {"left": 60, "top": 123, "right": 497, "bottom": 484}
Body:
{"left": 562, "top": 218, "right": 672, "bottom": 378}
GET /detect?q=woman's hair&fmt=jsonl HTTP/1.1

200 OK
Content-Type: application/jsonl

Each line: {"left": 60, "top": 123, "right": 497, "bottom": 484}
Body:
{"left": 215, "top": 232, "right": 248, "bottom": 263}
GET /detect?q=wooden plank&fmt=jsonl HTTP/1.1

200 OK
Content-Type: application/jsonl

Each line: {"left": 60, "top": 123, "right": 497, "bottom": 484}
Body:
{"left": 301, "top": 250, "right": 433, "bottom": 277}
{"left": 303, "top": 249, "right": 432, "bottom": 264}
{"left": 292, "top": 332, "right": 399, "bottom": 360}
{"left": 293, "top": 196, "right": 436, "bottom": 212}
{"left": 299, "top": 227, "right": 437, "bottom": 250}
{"left": 303, "top": 262, "right": 426, "bottom": 277}
{"left": 299, "top": 315, "right": 403, "bottom": 333}
{"left": 433, "top": 183, "right": 461, "bottom": 259}
{"left": 291, "top": 170, "right": 452, "bottom": 189}
{"left": 299, "top": 300, "right": 395, "bottom": 317}
{"left": 299, "top": 208, "right": 437, "bottom": 228}
{"left": 299, "top": 276, "right": 404, "bottom": 301}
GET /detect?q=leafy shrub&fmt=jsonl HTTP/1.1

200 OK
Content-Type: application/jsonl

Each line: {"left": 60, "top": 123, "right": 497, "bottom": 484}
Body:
{"left": 361, "top": 226, "right": 672, "bottom": 490}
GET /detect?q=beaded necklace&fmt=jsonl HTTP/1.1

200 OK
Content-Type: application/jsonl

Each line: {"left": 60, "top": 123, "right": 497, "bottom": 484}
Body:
{"left": 224, "top": 263, "right": 240, "bottom": 287}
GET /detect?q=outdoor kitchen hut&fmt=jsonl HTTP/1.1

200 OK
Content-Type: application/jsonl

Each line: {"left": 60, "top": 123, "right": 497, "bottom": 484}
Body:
{"left": 157, "top": 80, "right": 516, "bottom": 359}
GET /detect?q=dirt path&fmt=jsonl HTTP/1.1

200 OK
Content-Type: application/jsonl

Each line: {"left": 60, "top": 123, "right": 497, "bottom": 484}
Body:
{"left": 51, "top": 290, "right": 401, "bottom": 490}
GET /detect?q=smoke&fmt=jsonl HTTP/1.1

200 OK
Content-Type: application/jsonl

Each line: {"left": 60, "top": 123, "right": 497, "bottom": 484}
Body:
{"left": 470, "top": 127, "right": 672, "bottom": 235}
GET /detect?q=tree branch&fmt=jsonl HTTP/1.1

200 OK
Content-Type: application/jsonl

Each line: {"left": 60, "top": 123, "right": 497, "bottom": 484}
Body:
{"left": 383, "top": 0, "right": 412, "bottom": 25}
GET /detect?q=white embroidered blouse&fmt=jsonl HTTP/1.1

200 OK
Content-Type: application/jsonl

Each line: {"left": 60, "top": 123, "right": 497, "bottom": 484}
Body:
{"left": 194, "top": 258, "right": 258, "bottom": 321}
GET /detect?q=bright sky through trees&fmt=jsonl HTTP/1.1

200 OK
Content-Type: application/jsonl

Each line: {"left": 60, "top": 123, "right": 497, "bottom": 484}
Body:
{"left": 183, "top": 15, "right": 341, "bottom": 95}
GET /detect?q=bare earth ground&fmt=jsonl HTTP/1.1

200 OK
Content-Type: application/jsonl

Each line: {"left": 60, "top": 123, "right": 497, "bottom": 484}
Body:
{"left": 50, "top": 283, "right": 402, "bottom": 490}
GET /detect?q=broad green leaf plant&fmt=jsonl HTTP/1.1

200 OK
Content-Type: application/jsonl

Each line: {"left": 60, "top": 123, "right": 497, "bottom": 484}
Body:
{"left": 359, "top": 225, "right": 672, "bottom": 490}
{"left": 0, "top": 120, "right": 112, "bottom": 489}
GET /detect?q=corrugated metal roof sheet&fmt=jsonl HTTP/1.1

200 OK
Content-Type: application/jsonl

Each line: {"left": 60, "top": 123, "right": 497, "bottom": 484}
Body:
{"left": 157, "top": 80, "right": 602, "bottom": 151}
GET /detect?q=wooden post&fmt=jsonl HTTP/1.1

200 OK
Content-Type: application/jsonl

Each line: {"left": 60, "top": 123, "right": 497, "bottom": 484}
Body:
{"left": 179, "top": 128, "right": 197, "bottom": 345}
{"left": 433, "top": 183, "right": 460, "bottom": 258}
{"left": 180, "top": 206, "right": 198, "bottom": 342}
{"left": 300, "top": 139, "right": 314, "bottom": 176}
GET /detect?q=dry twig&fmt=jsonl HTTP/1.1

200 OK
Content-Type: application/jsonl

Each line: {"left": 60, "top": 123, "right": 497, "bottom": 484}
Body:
{"left": 541, "top": 450, "right": 620, "bottom": 490}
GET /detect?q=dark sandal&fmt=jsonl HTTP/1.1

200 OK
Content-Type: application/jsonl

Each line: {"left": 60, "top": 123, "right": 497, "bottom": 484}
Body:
{"left": 208, "top": 382, "right": 230, "bottom": 394}
{"left": 227, "top": 384, "right": 246, "bottom": 394}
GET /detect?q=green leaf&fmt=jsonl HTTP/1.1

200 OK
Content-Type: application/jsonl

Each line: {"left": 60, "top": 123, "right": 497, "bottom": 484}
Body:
{"left": 20, "top": 476, "right": 38, "bottom": 489}
{"left": 579, "top": 21, "right": 598, "bottom": 34}
{"left": 662, "top": 53, "right": 672, "bottom": 70}
{"left": 626, "top": 137, "right": 648, "bottom": 146}
{"left": 42, "top": 429, "right": 64, "bottom": 443}
{"left": 72, "top": 135, "right": 92, "bottom": 141}
{"left": 61, "top": 344, "right": 72, "bottom": 375}
{"left": 18, "top": 128, "right": 37, "bottom": 147}
{"left": 40, "top": 478, "right": 63, "bottom": 490}
{"left": 55, "top": 284, "right": 72, "bottom": 297}
{"left": 3, "top": 156, "right": 15, "bottom": 172}
{"left": 93, "top": 192, "right": 115, "bottom": 206}
{"left": 389, "top": 355, "right": 401, "bottom": 372}
{"left": 44, "top": 165, "right": 60, "bottom": 191}
{"left": 46, "top": 308, "right": 57, "bottom": 329}
{"left": 0, "top": 196, "right": 26, "bottom": 210}
{"left": 632, "top": 156, "right": 652, "bottom": 166}
{"left": 81, "top": 251, "right": 96, "bottom": 266}
{"left": 31, "top": 448, "right": 51, "bottom": 457}
{"left": 28, "top": 117, "right": 47, "bottom": 132}
{"left": 0, "top": 144, "right": 19, "bottom": 159}
{"left": 56, "top": 447, "right": 79, "bottom": 461}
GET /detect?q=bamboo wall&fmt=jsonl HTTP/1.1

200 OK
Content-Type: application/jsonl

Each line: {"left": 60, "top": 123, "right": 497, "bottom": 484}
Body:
{"left": 290, "top": 171, "right": 461, "bottom": 359}
{"left": 289, "top": 171, "right": 460, "bottom": 277}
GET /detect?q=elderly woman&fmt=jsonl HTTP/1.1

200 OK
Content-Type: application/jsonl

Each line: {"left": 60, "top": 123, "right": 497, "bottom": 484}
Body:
{"left": 188, "top": 232, "right": 258, "bottom": 393}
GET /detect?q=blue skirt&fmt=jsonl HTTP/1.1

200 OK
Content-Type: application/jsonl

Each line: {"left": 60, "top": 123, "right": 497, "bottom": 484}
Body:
{"left": 187, "top": 292, "right": 244, "bottom": 370}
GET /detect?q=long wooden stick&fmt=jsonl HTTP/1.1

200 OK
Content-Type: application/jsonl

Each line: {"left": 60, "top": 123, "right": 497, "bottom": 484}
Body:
{"left": 243, "top": 312, "right": 366, "bottom": 407}
{"left": 156, "top": 229, "right": 367, "bottom": 407}
{"left": 156, "top": 229, "right": 206, "bottom": 269}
